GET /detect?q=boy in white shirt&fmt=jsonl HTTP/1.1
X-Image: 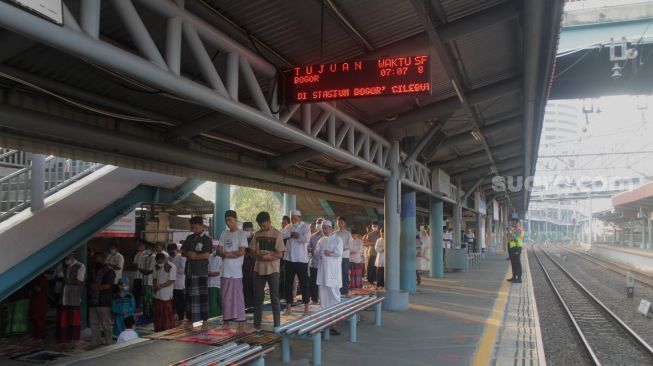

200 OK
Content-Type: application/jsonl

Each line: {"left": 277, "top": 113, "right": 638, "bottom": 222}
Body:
{"left": 153, "top": 253, "right": 176, "bottom": 331}
{"left": 216, "top": 210, "right": 248, "bottom": 330}
{"left": 208, "top": 242, "right": 223, "bottom": 318}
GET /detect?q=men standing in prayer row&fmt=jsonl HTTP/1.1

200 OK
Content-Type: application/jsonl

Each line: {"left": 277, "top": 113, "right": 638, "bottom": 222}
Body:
{"left": 153, "top": 253, "right": 176, "bottom": 331}
{"left": 281, "top": 210, "right": 311, "bottom": 316}
{"left": 251, "top": 211, "right": 286, "bottom": 329}
{"left": 181, "top": 216, "right": 213, "bottom": 327}
{"left": 57, "top": 252, "right": 85, "bottom": 342}
{"left": 138, "top": 242, "right": 155, "bottom": 322}
{"left": 208, "top": 242, "right": 223, "bottom": 318}
{"left": 334, "top": 216, "right": 352, "bottom": 295}
{"left": 307, "top": 217, "right": 324, "bottom": 304}
{"left": 315, "top": 219, "right": 343, "bottom": 335}
{"left": 106, "top": 241, "right": 124, "bottom": 286}
{"left": 168, "top": 244, "right": 186, "bottom": 323}
{"left": 242, "top": 222, "right": 256, "bottom": 313}
{"left": 132, "top": 240, "right": 145, "bottom": 308}
{"left": 364, "top": 222, "right": 381, "bottom": 285}
{"left": 88, "top": 252, "right": 115, "bottom": 348}
{"left": 217, "top": 210, "right": 249, "bottom": 330}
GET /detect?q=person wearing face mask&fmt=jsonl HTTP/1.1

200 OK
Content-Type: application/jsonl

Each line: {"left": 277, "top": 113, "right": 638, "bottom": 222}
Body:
{"left": 88, "top": 252, "right": 116, "bottom": 348}
{"left": 57, "top": 252, "right": 85, "bottom": 343}
{"left": 241, "top": 221, "right": 256, "bottom": 313}
{"left": 181, "top": 217, "right": 213, "bottom": 328}
{"left": 307, "top": 218, "right": 324, "bottom": 305}
{"left": 281, "top": 210, "right": 311, "bottom": 316}
{"left": 112, "top": 277, "right": 135, "bottom": 337}
{"left": 106, "top": 241, "right": 124, "bottom": 287}
{"left": 153, "top": 253, "right": 177, "bottom": 331}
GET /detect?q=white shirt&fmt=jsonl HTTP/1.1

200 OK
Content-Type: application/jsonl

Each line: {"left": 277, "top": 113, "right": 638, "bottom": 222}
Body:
{"left": 281, "top": 222, "right": 310, "bottom": 263}
{"left": 349, "top": 238, "right": 364, "bottom": 264}
{"left": 315, "top": 233, "right": 343, "bottom": 288}
{"left": 139, "top": 252, "right": 153, "bottom": 285}
{"left": 208, "top": 254, "right": 223, "bottom": 288}
{"left": 375, "top": 238, "right": 385, "bottom": 267}
{"left": 218, "top": 229, "right": 249, "bottom": 278}
{"left": 334, "top": 229, "right": 352, "bottom": 259}
{"left": 153, "top": 262, "right": 176, "bottom": 301}
{"left": 116, "top": 329, "right": 139, "bottom": 344}
{"left": 170, "top": 254, "right": 186, "bottom": 290}
{"left": 133, "top": 251, "right": 144, "bottom": 279}
{"left": 144, "top": 251, "right": 169, "bottom": 286}
{"left": 106, "top": 251, "right": 124, "bottom": 284}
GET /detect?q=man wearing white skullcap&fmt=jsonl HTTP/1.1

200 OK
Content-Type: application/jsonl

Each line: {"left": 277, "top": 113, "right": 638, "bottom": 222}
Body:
{"left": 315, "top": 219, "right": 343, "bottom": 329}
{"left": 281, "top": 209, "right": 311, "bottom": 315}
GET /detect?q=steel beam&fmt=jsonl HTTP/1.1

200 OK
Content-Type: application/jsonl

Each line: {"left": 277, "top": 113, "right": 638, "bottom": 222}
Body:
{"left": 0, "top": 2, "right": 390, "bottom": 177}
{"left": 323, "top": 0, "right": 374, "bottom": 51}
{"left": 333, "top": 167, "right": 365, "bottom": 182}
{"left": 268, "top": 148, "right": 324, "bottom": 169}
{"left": 437, "top": 0, "right": 520, "bottom": 43}
{"left": 0, "top": 103, "right": 384, "bottom": 204}
{"left": 168, "top": 113, "right": 234, "bottom": 140}
{"left": 402, "top": 125, "right": 440, "bottom": 168}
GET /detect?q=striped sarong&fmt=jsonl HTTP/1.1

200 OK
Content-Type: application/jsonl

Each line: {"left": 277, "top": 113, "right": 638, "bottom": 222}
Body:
{"left": 349, "top": 262, "right": 364, "bottom": 289}
{"left": 220, "top": 277, "right": 245, "bottom": 322}
{"left": 185, "top": 276, "right": 209, "bottom": 322}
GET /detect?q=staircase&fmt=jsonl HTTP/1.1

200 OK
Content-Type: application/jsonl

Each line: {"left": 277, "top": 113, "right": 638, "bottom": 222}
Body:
{"left": 0, "top": 154, "right": 101, "bottom": 221}
{"left": 0, "top": 148, "right": 203, "bottom": 300}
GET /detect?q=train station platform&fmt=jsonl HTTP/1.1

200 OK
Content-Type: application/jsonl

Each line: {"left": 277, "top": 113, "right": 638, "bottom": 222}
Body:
{"left": 0, "top": 252, "right": 545, "bottom": 366}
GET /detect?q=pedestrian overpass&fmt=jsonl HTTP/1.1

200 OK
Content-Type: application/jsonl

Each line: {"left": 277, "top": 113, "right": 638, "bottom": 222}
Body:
{"left": 0, "top": 0, "right": 562, "bottom": 312}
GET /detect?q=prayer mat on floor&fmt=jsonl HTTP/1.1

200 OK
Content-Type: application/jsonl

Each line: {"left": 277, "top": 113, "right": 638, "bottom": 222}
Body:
{"left": 238, "top": 331, "right": 281, "bottom": 348}
{"left": 176, "top": 328, "right": 256, "bottom": 345}
{"left": 12, "top": 350, "right": 69, "bottom": 363}
{"left": 143, "top": 326, "right": 203, "bottom": 340}
{"left": 347, "top": 287, "right": 377, "bottom": 296}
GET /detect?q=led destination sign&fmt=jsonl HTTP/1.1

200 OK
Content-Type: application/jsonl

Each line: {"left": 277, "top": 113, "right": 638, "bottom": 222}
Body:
{"left": 284, "top": 55, "right": 431, "bottom": 103}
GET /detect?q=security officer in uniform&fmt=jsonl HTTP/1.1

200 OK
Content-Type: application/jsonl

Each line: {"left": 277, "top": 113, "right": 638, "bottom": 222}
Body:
{"left": 506, "top": 217, "right": 524, "bottom": 283}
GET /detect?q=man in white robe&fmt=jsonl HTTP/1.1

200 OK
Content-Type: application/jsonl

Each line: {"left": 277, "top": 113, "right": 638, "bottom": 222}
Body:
{"left": 315, "top": 220, "right": 343, "bottom": 309}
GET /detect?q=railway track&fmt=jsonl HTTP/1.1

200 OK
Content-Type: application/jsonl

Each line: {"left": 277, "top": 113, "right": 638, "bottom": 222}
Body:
{"left": 553, "top": 243, "right": 653, "bottom": 288}
{"left": 532, "top": 245, "right": 653, "bottom": 365}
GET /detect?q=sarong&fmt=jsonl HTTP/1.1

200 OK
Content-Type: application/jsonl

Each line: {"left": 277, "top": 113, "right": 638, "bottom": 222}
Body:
{"left": 220, "top": 277, "right": 245, "bottom": 322}
{"left": 209, "top": 287, "right": 222, "bottom": 318}
{"left": 349, "top": 262, "right": 364, "bottom": 289}
{"left": 185, "top": 276, "right": 209, "bottom": 322}
{"left": 154, "top": 299, "right": 175, "bottom": 331}
{"left": 57, "top": 306, "right": 80, "bottom": 341}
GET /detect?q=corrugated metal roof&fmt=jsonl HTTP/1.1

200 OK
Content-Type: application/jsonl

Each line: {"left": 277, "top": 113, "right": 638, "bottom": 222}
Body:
{"left": 439, "top": 0, "right": 507, "bottom": 22}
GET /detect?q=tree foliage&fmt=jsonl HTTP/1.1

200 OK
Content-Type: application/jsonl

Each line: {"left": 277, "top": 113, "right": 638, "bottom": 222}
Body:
{"left": 231, "top": 187, "right": 283, "bottom": 229}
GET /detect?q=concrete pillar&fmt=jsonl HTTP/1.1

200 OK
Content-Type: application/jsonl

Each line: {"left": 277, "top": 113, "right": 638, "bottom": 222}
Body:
{"left": 453, "top": 203, "right": 462, "bottom": 248}
{"left": 475, "top": 213, "right": 483, "bottom": 253}
{"left": 430, "top": 198, "right": 444, "bottom": 278}
{"left": 30, "top": 154, "right": 45, "bottom": 211}
{"left": 214, "top": 183, "right": 230, "bottom": 237}
{"left": 283, "top": 193, "right": 296, "bottom": 216}
{"left": 382, "top": 141, "right": 408, "bottom": 311}
{"left": 400, "top": 191, "right": 416, "bottom": 294}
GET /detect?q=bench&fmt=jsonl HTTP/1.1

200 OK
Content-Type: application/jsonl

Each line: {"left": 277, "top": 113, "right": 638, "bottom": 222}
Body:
{"left": 170, "top": 342, "right": 272, "bottom": 366}
{"left": 274, "top": 295, "right": 384, "bottom": 365}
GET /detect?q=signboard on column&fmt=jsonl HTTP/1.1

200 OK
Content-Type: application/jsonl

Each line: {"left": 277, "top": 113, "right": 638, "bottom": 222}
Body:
{"left": 97, "top": 211, "right": 136, "bottom": 238}
{"left": 474, "top": 192, "right": 486, "bottom": 215}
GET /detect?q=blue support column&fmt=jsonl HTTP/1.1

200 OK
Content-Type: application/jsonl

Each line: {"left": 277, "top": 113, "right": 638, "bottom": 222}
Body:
{"left": 430, "top": 198, "right": 444, "bottom": 278}
{"left": 382, "top": 140, "right": 409, "bottom": 311}
{"left": 214, "top": 183, "right": 230, "bottom": 237}
{"left": 400, "top": 191, "right": 416, "bottom": 294}
{"left": 283, "top": 193, "right": 296, "bottom": 216}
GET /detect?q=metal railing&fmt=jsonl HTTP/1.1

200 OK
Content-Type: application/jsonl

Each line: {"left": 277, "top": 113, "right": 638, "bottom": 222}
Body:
{"left": 0, "top": 148, "right": 28, "bottom": 168}
{"left": 0, "top": 156, "right": 102, "bottom": 222}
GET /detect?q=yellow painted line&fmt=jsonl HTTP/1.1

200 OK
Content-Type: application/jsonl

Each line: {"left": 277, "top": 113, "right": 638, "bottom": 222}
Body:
{"left": 472, "top": 264, "right": 511, "bottom": 366}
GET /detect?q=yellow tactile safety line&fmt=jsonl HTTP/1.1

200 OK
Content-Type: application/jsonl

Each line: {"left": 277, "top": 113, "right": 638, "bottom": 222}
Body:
{"left": 471, "top": 263, "right": 511, "bottom": 366}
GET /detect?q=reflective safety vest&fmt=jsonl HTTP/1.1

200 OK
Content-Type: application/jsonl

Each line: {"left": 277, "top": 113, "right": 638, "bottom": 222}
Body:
{"left": 508, "top": 225, "right": 523, "bottom": 249}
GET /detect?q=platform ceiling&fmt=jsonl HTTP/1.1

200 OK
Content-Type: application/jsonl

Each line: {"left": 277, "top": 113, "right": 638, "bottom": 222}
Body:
{"left": 0, "top": 0, "right": 563, "bottom": 212}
